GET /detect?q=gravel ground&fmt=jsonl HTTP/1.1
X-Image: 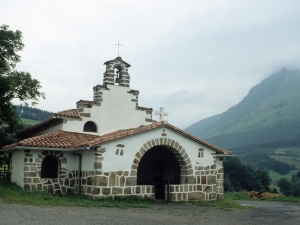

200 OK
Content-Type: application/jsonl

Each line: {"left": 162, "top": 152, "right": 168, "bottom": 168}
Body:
{"left": 1, "top": 199, "right": 300, "bottom": 225}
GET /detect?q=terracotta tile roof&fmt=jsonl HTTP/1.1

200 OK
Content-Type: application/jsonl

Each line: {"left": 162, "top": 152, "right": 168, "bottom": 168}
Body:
{"left": 16, "top": 109, "right": 80, "bottom": 138}
{"left": 165, "top": 123, "right": 232, "bottom": 155}
{"left": 137, "top": 106, "right": 153, "bottom": 111}
{"left": 5, "top": 130, "right": 97, "bottom": 149}
{"left": 3, "top": 121, "right": 231, "bottom": 155}
{"left": 16, "top": 117, "right": 59, "bottom": 138}
{"left": 54, "top": 109, "right": 81, "bottom": 119}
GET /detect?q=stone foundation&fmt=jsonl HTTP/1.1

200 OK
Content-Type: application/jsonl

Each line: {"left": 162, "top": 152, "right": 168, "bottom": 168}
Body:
{"left": 22, "top": 142, "right": 224, "bottom": 201}
{"left": 164, "top": 165, "right": 224, "bottom": 202}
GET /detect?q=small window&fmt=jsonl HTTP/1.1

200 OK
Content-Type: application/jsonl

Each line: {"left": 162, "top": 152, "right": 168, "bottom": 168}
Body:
{"left": 41, "top": 155, "right": 58, "bottom": 178}
{"left": 198, "top": 148, "right": 204, "bottom": 158}
{"left": 83, "top": 121, "right": 97, "bottom": 132}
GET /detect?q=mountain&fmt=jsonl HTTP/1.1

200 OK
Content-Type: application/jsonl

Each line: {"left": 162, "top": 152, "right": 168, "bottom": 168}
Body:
{"left": 185, "top": 67, "right": 300, "bottom": 150}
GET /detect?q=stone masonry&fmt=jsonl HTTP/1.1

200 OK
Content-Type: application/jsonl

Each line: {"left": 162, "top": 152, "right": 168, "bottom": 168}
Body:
{"left": 23, "top": 150, "right": 77, "bottom": 195}
{"left": 22, "top": 139, "right": 223, "bottom": 201}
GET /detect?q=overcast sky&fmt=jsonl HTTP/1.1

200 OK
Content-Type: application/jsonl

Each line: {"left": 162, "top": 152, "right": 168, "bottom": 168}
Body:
{"left": 2, "top": 0, "right": 300, "bottom": 129}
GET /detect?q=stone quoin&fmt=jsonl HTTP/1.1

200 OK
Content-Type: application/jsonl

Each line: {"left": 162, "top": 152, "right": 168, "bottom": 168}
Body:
{"left": 1, "top": 56, "right": 232, "bottom": 201}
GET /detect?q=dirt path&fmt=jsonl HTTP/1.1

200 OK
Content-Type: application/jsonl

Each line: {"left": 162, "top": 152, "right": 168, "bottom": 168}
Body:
{"left": 0, "top": 200, "right": 300, "bottom": 225}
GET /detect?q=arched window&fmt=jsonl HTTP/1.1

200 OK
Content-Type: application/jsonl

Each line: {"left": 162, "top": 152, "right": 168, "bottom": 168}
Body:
{"left": 114, "top": 66, "right": 123, "bottom": 84}
{"left": 83, "top": 121, "right": 97, "bottom": 132}
{"left": 41, "top": 155, "right": 58, "bottom": 178}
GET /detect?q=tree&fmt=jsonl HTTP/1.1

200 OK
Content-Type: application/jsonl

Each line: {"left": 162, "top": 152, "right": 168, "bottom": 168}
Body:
{"left": 224, "top": 157, "right": 272, "bottom": 192}
{"left": 277, "top": 178, "right": 292, "bottom": 196}
{"left": 256, "top": 169, "right": 271, "bottom": 192}
{"left": 0, "top": 25, "right": 45, "bottom": 164}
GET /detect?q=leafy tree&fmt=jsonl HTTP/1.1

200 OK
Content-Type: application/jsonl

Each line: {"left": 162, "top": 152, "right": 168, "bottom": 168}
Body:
{"left": 271, "top": 187, "right": 278, "bottom": 193}
{"left": 238, "top": 152, "right": 294, "bottom": 175}
{"left": 277, "top": 178, "right": 292, "bottom": 196}
{"left": 0, "top": 25, "right": 45, "bottom": 165}
{"left": 256, "top": 169, "right": 271, "bottom": 192}
{"left": 224, "top": 174, "right": 234, "bottom": 192}
{"left": 224, "top": 157, "right": 271, "bottom": 192}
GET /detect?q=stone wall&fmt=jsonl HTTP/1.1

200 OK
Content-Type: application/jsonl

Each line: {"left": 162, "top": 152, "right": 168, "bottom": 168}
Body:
{"left": 81, "top": 169, "right": 154, "bottom": 199}
{"left": 79, "top": 147, "right": 155, "bottom": 198}
{"left": 22, "top": 139, "right": 224, "bottom": 201}
{"left": 165, "top": 164, "right": 224, "bottom": 201}
{"left": 23, "top": 150, "right": 77, "bottom": 195}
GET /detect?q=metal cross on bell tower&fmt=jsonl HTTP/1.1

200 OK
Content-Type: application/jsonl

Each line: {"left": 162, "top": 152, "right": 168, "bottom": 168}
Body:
{"left": 115, "top": 41, "right": 122, "bottom": 57}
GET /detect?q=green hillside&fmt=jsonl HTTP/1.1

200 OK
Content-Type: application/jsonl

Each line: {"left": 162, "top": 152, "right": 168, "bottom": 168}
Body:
{"left": 16, "top": 105, "right": 53, "bottom": 121}
{"left": 186, "top": 67, "right": 300, "bottom": 150}
{"left": 269, "top": 147, "right": 300, "bottom": 169}
{"left": 269, "top": 169, "right": 299, "bottom": 185}
{"left": 20, "top": 118, "right": 40, "bottom": 128}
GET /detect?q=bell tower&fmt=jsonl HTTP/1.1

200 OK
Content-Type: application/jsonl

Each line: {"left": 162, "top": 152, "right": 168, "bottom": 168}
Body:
{"left": 103, "top": 57, "right": 131, "bottom": 87}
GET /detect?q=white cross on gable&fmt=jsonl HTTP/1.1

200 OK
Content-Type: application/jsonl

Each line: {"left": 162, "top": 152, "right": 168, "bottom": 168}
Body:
{"left": 155, "top": 107, "right": 169, "bottom": 122}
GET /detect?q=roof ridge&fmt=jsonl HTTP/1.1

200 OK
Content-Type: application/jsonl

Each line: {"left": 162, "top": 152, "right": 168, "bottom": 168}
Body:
{"left": 3, "top": 121, "right": 231, "bottom": 155}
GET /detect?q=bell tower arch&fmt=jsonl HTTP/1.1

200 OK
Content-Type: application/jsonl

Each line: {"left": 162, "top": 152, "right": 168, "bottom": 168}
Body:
{"left": 103, "top": 57, "right": 131, "bottom": 87}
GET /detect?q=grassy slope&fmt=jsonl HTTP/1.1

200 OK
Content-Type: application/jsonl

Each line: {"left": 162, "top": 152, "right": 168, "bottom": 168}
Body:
{"left": 218, "top": 89, "right": 300, "bottom": 136}
{"left": 269, "top": 169, "right": 298, "bottom": 185}
{"left": 20, "top": 118, "right": 40, "bottom": 127}
{"left": 186, "top": 69, "right": 300, "bottom": 150}
{"left": 269, "top": 147, "right": 300, "bottom": 169}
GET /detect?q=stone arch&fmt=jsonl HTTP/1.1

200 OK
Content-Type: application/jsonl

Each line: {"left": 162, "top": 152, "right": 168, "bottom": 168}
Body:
{"left": 37, "top": 151, "right": 66, "bottom": 178}
{"left": 131, "top": 138, "right": 193, "bottom": 185}
{"left": 113, "top": 63, "right": 125, "bottom": 84}
{"left": 112, "top": 63, "right": 125, "bottom": 71}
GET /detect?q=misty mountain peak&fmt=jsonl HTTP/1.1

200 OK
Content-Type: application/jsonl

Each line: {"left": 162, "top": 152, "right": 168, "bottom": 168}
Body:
{"left": 185, "top": 68, "right": 300, "bottom": 149}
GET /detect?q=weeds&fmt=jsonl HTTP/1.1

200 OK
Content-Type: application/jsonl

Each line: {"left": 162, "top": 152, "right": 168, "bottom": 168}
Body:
{"left": 0, "top": 178, "right": 155, "bottom": 208}
{"left": 192, "top": 198, "right": 252, "bottom": 211}
{"left": 4, "top": 178, "right": 296, "bottom": 211}
{"left": 225, "top": 191, "right": 300, "bottom": 202}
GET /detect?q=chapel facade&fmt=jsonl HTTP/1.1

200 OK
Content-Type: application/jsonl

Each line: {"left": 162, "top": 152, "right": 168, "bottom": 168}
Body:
{"left": 1, "top": 57, "right": 232, "bottom": 201}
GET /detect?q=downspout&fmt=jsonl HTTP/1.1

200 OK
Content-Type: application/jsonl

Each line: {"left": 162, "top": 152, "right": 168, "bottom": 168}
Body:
{"left": 72, "top": 151, "right": 82, "bottom": 194}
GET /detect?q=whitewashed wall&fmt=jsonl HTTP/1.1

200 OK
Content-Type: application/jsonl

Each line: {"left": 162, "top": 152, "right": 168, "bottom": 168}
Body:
{"left": 63, "top": 85, "right": 152, "bottom": 135}
{"left": 100, "top": 127, "right": 216, "bottom": 174}
{"left": 81, "top": 150, "right": 95, "bottom": 171}
{"left": 11, "top": 150, "right": 25, "bottom": 186}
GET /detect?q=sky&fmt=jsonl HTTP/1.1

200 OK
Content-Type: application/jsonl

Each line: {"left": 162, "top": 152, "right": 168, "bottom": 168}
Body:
{"left": 1, "top": 0, "right": 300, "bottom": 129}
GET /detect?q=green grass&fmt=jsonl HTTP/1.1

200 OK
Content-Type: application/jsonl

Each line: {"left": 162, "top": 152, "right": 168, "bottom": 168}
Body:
{"left": 20, "top": 118, "right": 40, "bottom": 127}
{"left": 268, "top": 169, "right": 299, "bottom": 185}
{"left": 225, "top": 191, "right": 300, "bottom": 202}
{"left": 0, "top": 178, "right": 250, "bottom": 210}
{"left": 269, "top": 147, "right": 300, "bottom": 169}
{"left": 0, "top": 178, "right": 155, "bottom": 208}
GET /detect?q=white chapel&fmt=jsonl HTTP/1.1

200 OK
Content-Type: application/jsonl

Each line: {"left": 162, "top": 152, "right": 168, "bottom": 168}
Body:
{"left": 2, "top": 56, "right": 232, "bottom": 201}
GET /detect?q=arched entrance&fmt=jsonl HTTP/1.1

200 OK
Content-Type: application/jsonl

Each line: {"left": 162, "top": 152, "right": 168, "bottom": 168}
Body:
{"left": 41, "top": 155, "right": 59, "bottom": 178}
{"left": 137, "top": 146, "right": 181, "bottom": 199}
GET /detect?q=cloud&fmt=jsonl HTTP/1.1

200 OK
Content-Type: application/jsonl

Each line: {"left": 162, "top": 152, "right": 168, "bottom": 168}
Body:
{"left": 3, "top": 0, "right": 300, "bottom": 129}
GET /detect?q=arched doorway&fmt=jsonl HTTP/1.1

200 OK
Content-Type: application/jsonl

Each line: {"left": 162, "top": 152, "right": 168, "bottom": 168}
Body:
{"left": 137, "top": 146, "right": 181, "bottom": 199}
{"left": 41, "top": 155, "right": 59, "bottom": 178}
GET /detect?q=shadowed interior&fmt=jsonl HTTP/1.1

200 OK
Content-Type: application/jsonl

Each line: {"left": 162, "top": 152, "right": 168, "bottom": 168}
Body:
{"left": 137, "top": 146, "right": 180, "bottom": 199}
